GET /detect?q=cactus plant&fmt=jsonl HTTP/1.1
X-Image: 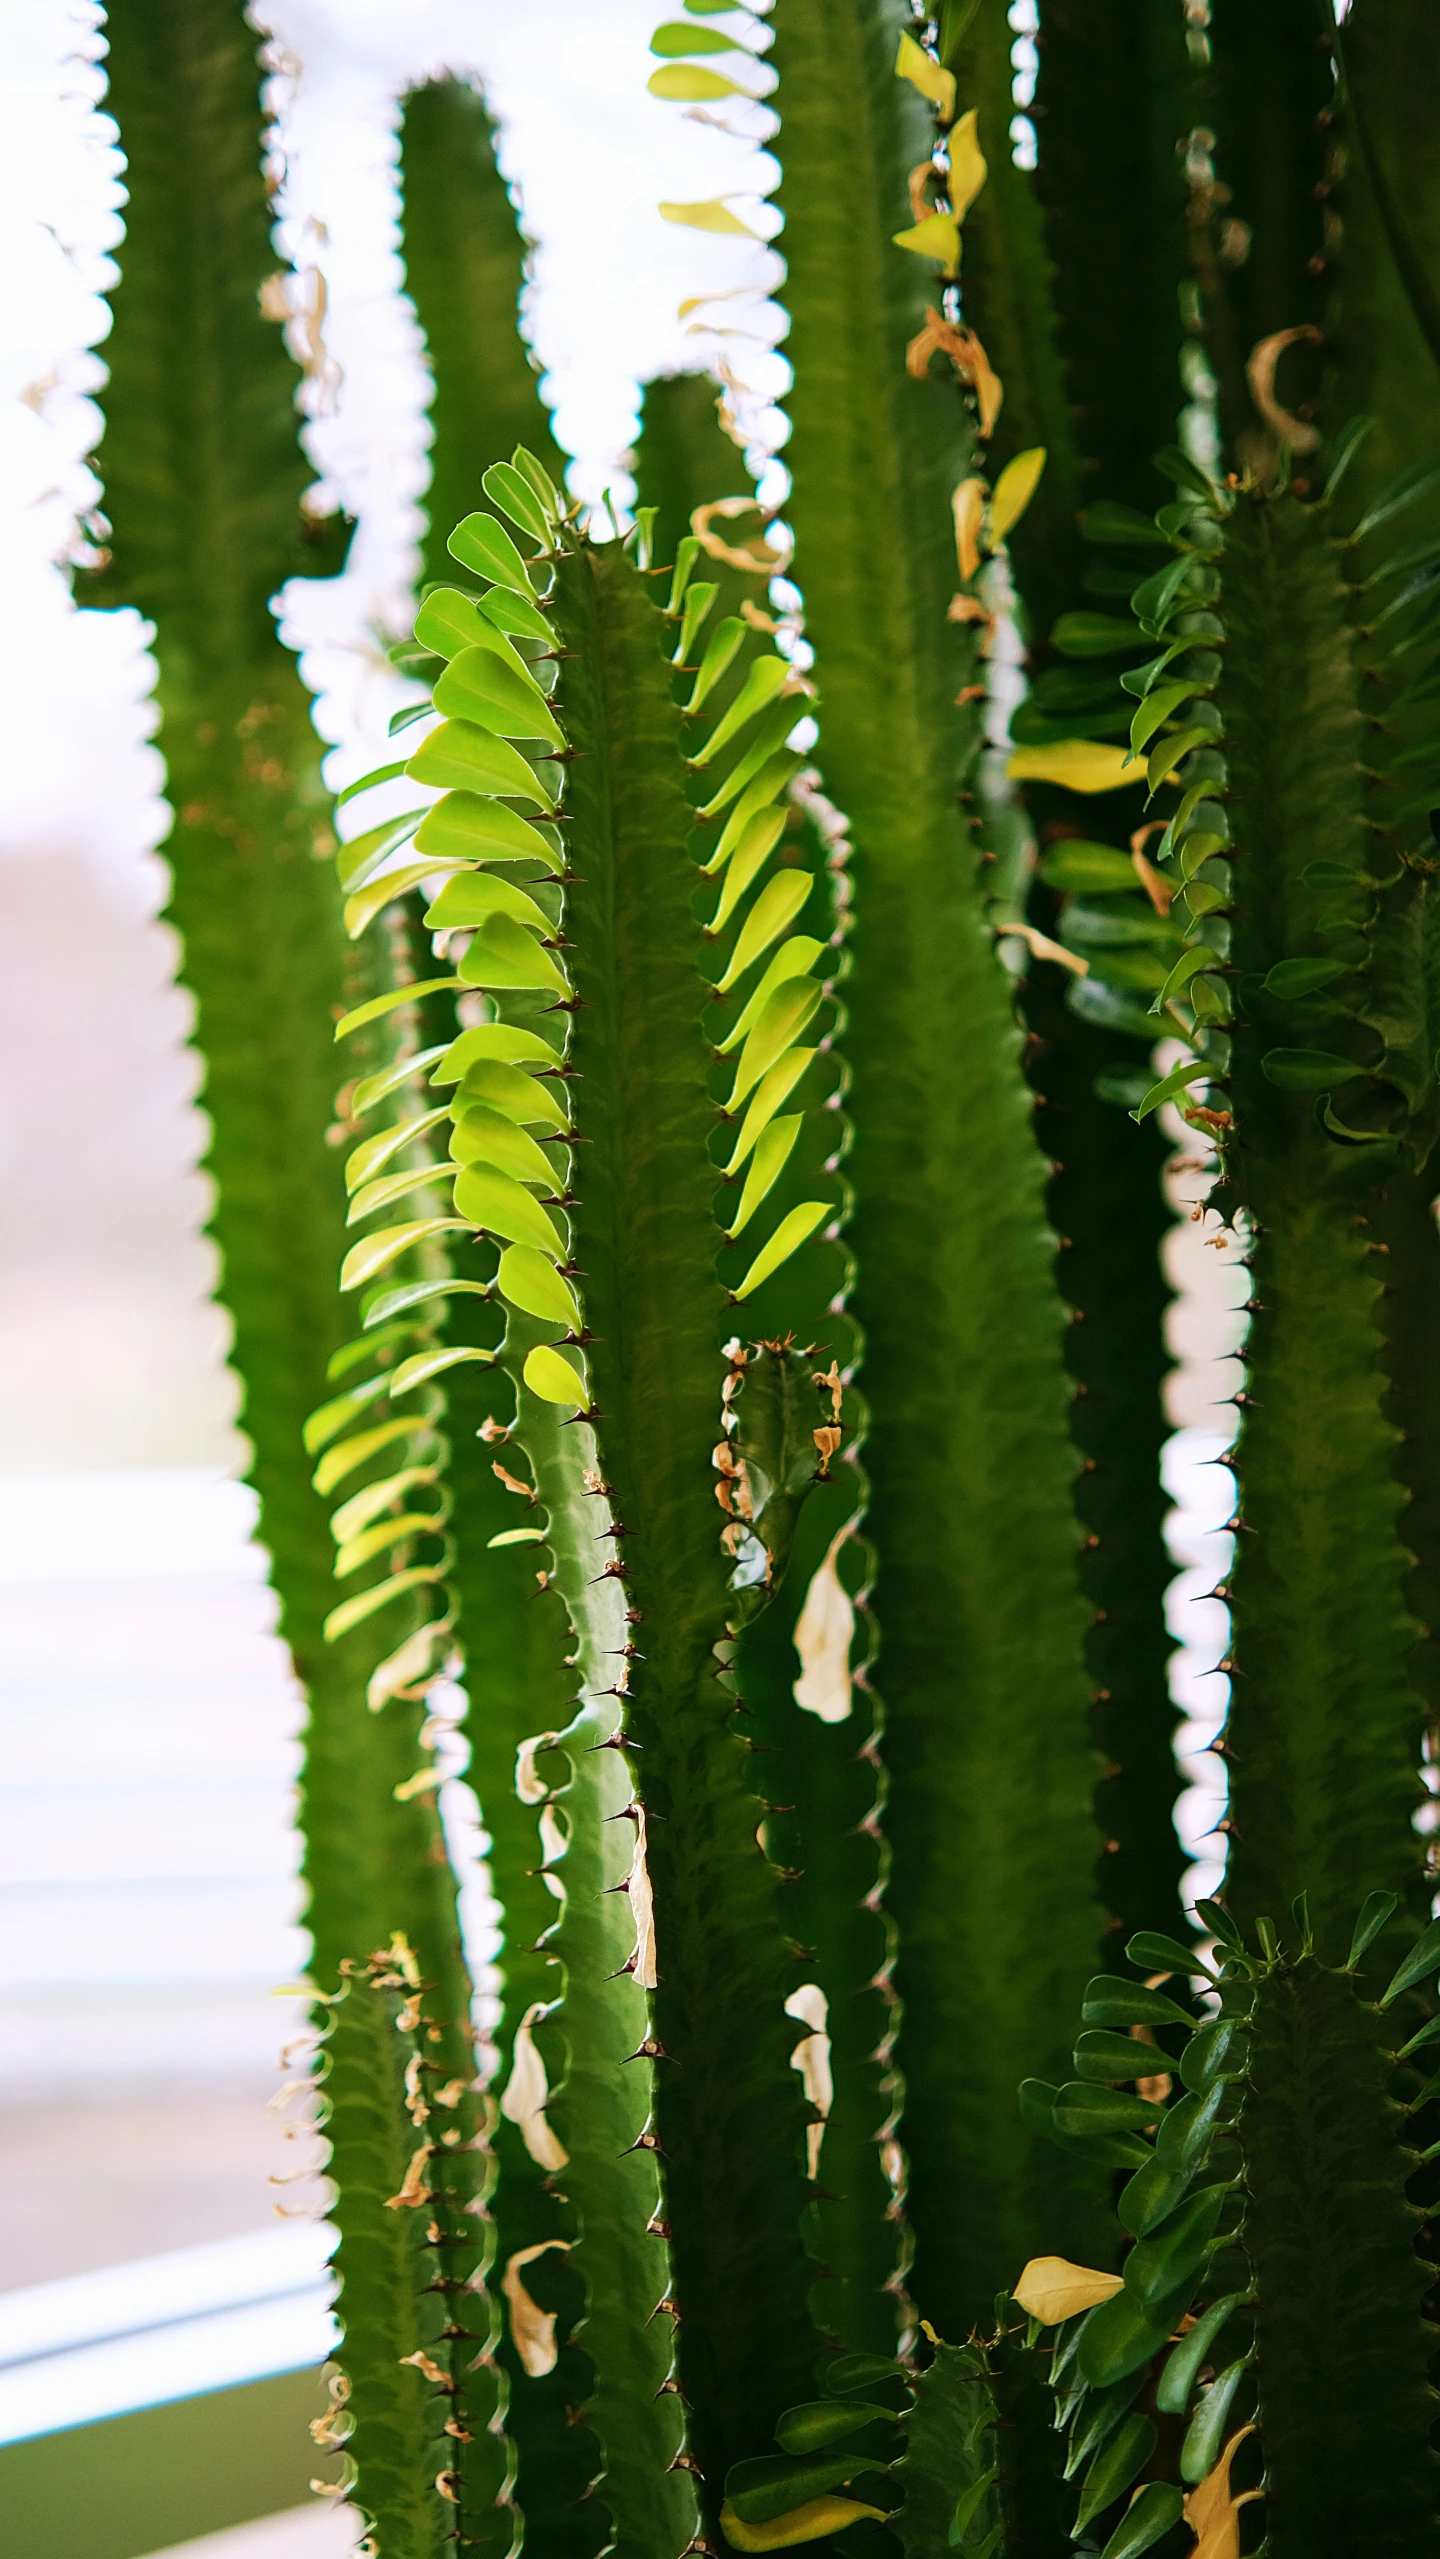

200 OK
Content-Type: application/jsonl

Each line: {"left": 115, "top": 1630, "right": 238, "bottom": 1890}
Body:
{"left": 78, "top": 0, "right": 1440, "bottom": 2549}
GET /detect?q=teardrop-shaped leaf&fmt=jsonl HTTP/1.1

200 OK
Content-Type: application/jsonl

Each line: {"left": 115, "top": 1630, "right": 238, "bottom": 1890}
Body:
{"left": 1261, "top": 956, "right": 1350, "bottom": 1000}
{"left": 1083, "top": 502, "right": 1171, "bottom": 549}
{"left": 1127, "top": 1931, "right": 1216, "bottom": 1980}
{"left": 728, "top": 2452, "right": 879, "bottom": 2526}
{"left": 1053, "top": 2083, "right": 1164, "bottom": 2139}
{"left": 480, "top": 584, "right": 552, "bottom": 644}
{"left": 347, "top": 1161, "right": 454, "bottom": 1225}
{"left": 323, "top": 1564, "right": 444, "bottom": 1644}
{"left": 1130, "top": 680, "right": 1208, "bottom": 755}
{"left": 345, "top": 860, "right": 452, "bottom": 939}
{"left": 1155, "top": 2293, "right": 1244, "bottom": 2417}
{"left": 388, "top": 1343, "right": 496, "bottom": 1398}
{"left": 481, "top": 460, "right": 554, "bottom": 543}
{"left": 434, "top": 641, "right": 563, "bottom": 745}
{"left": 989, "top": 447, "right": 1046, "bottom": 548}
{"left": 892, "top": 210, "right": 962, "bottom": 271}
{"left": 522, "top": 1343, "right": 588, "bottom": 1410}
{"left": 1180, "top": 2362, "right": 1247, "bottom": 2487}
{"left": 708, "top": 809, "right": 789, "bottom": 928}
{"left": 431, "top": 1021, "right": 564, "bottom": 1082}
{"left": 458, "top": 1057, "right": 568, "bottom": 1130}
{"left": 350, "top": 1045, "right": 451, "bottom": 1118}
{"left": 458, "top": 912, "right": 569, "bottom": 994}
{"left": 451, "top": 1103, "right": 559, "bottom": 1189}
{"left": 336, "top": 809, "right": 426, "bottom": 893}
{"left": 1007, "top": 741, "right": 1138, "bottom": 792}
{"left": 732, "top": 1201, "right": 830, "bottom": 1302}
{"left": 312, "top": 1417, "right": 420, "bottom": 1497}
{"left": 1348, "top": 1889, "right": 1400, "bottom": 1969}
{"left": 1260, "top": 1047, "right": 1363, "bottom": 1092}
{"left": 1118, "top": 2148, "right": 1199, "bottom": 2242}
{"left": 774, "top": 2400, "right": 897, "bottom": 2454}
{"left": 1098, "top": 2482, "right": 1185, "bottom": 2559}
{"left": 407, "top": 718, "right": 555, "bottom": 807}
{"left": 686, "top": 615, "right": 748, "bottom": 712}
{"left": 1073, "top": 2030, "right": 1173, "bottom": 2084}
{"left": 1380, "top": 1910, "right": 1440, "bottom": 2006}
{"left": 718, "top": 873, "right": 816, "bottom": 991}
{"left": 414, "top": 585, "right": 489, "bottom": 659}
{"left": 822, "top": 2354, "right": 909, "bottom": 2399}
{"left": 496, "top": 1244, "right": 580, "bottom": 1331}
{"left": 1077, "top": 2280, "right": 1194, "bottom": 2388}
{"left": 717, "top": 938, "right": 827, "bottom": 1055}
{"left": 338, "top": 1219, "right": 469, "bottom": 1292}
{"left": 693, "top": 657, "right": 796, "bottom": 767}
{"left": 1036, "top": 843, "right": 1140, "bottom": 893}
{"left": 424, "top": 870, "right": 552, "bottom": 933}
{"left": 727, "top": 979, "right": 826, "bottom": 1107}
{"left": 651, "top": 18, "right": 746, "bottom": 53}
{"left": 1121, "top": 2185, "right": 1227, "bottom": 2305}
{"left": 334, "top": 978, "right": 461, "bottom": 1042}
{"left": 648, "top": 62, "right": 747, "bottom": 100}
{"left": 1075, "top": 2414, "right": 1157, "bottom": 2538}
{"left": 894, "top": 29, "right": 956, "bottom": 116}
{"left": 454, "top": 1161, "right": 564, "bottom": 1255}
{"left": 1081, "top": 1978, "right": 1195, "bottom": 2032}
{"left": 448, "top": 509, "right": 538, "bottom": 587}
{"left": 728, "top": 1117, "right": 804, "bottom": 1238}
{"left": 1052, "top": 612, "right": 1148, "bottom": 658}
{"left": 725, "top": 1050, "right": 817, "bottom": 1174}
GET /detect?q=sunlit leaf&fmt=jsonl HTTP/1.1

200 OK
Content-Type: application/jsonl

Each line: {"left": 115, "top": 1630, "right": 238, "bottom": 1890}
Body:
{"left": 522, "top": 1343, "right": 589, "bottom": 1409}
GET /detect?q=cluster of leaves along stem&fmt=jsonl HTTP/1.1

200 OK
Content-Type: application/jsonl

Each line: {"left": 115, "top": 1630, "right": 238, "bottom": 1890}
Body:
{"left": 1019, "top": 1895, "right": 1440, "bottom": 2556}
{"left": 325, "top": 441, "right": 859, "bottom": 2547}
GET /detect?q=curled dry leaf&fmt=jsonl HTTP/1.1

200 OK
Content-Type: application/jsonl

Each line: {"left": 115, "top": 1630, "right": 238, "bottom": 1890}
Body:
{"left": 1183, "top": 2427, "right": 1263, "bottom": 2559}
{"left": 906, "top": 312, "right": 1003, "bottom": 434}
{"left": 627, "top": 1802, "right": 659, "bottom": 1990}
{"left": 792, "top": 1528, "right": 855, "bottom": 1724}
{"left": 1013, "top": 2255, "right": 1125, "bottom": 2324}
{"left": 502, "top": 2241, "right": 573, "bottom": 2379}
{"left": 499, "top": 2003, "right": 569, "bottom": 2170}
{"left": 692, "top": 494, "right": 787, "bottom": 576}
{"left": 1245, "top": 325, "right": 1322, "bottom": 455}
{"left": 952, "top": 476, "right": 986, "bottom": 582}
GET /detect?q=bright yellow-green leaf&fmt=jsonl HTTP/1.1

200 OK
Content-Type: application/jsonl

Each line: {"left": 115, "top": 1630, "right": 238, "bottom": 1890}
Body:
{"left": 312, "top": 1418, "right": 422, "bottom": 1498}
{"left": 413, "top": 587, "right": 487, "bottom": 660}
{"left": 989, "top": 446, "right": 1046, "bottom": 547}
{"left": 946, "top": 109, "right": 987, "bottom": 221}
{"left": 496, "top": 1244, "right": 581, "bottom": 1331}
{"left": 335, "top": 1512, "right": 442, "bottom": 1579}
{"left": 458, "top": 913, "right": 569, "bottom": 996}
{"left": 1129, "top": 680, "right": 1204, "bottom": 756}
{"left": 725, "top": 1050, "right": 817, "bottom": 1173}
{"left": 323, "top": 1565, "right": 445, "bottom": 1645}
{"left": 334, "top": 978, "right": 461, "bottom": 1042}
{"left": 691, "top": 657, "right": 795, "bottom": 768}
{"left": 330, "top": 1467, "right": 438, "bottom": 1549}
{"left": 708, "top": 809, "right": 788, "bottom": 929}
{"left": 366, "top": 1618, "right": 450, "bottom": 1714}
{"left": 459, "top": 1058, "right": 568, "bottom": 1131}
{"left": 388, "top": 1344, "right": 497, "bottom": 1397}
{"left": 717, "top": 872, "right": 815, "bottom": 992}
{"left": 728, "top": 980, "right": 826, "bottom": 1107}
{"left": 414, "top": 790, "right": 563, "bottom": 873}
{"left": 894, "top": 29, "right": 956, "bottom": 118}
{"left": 350, "top": 1045, "right": 451, "bottom": 1119}
{"left": 717, "top": 937, "right": 826, "bottom": 1054}
{"left": 346, "top": 1162, "right": 454, "bottom": 1227}
{"left": 393, "top": 1767, "right": 443, "bottom": 1801}
{"left": 523, "top": 1344, "right": 589, "bottom": 1410}
{"left": 721, "top": 2495, "right": 886, "bottom": 2551}
{"left": 732, "top": 1200, "right": 829, "bottom": 1301}
{"left": 489, "top": 1527, "right": 545, "bottom": 1549}
{"left": 423, "top": 870, "right": 552, "bottom": 934}
{"left": 703, "top": 758, "right": 804, "bottom": 873}
{"left": 336, "top": 810, "right": 425, "bottom": 894}
{"left": 892, "top": 211, "right": 961, "bottom": 274}
{"left": 1146, "top": 723, "right": 1215, "bottom": 799}
{"left": 648, "top": 62, "right": 745, "bottom": 99}
{"left": 345, "top": 1107, "right": 451, "bottom": 1192}
{"left": 304, "top": 1375, "right": 389, "bottom": 1457}
{"left": 453, "top": 1162, "right": 565, "bottom": 1255}
{"left": 339, "top": 1219, "right": 470, "bottom": 1293}
{"left": 659, "top": 198, "right": 759, "bottom": 237}
{"left": 651, "top": 19, "right": 744, "bottom": 53}
{"left": 1006, "top": 740, "right": 1139, "bottom": 793}
{"left": 450, "top": 1104, "right": 558, "bottom": 1189}
{"left": 407, "top": 718, "right": 555, "bottom": 808}
{"left": 433, "top": 642, "right": 563, "bottom": 746}
{"left": 432, "top": 1023, "right": 564, "bottom": 1085}
{"left": 728, "top": 1116, "right": 802, "bottom": 1235}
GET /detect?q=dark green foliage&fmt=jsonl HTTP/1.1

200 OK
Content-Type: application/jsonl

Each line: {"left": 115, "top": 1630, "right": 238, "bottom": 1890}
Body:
{"left": 769, "top": 0, "right": 1106, "bottom": 2330}
{"left": 1325, "top": 0, "right": 1440, "bottom": 505}
{"left": 397, "top": 79, "right": 563, "bottom": 590}
{"left": 1202, "top": 0, "right": 1332, "bottom": 459}
{"left": 1028, "top": 1919, "right": 1437, "bottom": 2556}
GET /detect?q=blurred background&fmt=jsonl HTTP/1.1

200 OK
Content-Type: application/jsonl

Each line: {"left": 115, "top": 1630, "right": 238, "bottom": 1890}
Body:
{"left": 0, "top": 3, "right": 1244, "bottom": 2551}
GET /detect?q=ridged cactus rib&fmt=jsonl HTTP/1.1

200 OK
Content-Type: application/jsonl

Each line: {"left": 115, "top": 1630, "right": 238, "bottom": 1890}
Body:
{"left": 1024, "top": 1915, "right": 1439, "bottom": 2557}
{"left": 338, "top": 462, "right": 853, "bottom": 2533}
{"left": 397, "top": 79, "right": 563, "bottom": 593}
{"left": 628, "top": 381, "right": 898, "bottom": 2349}
{"left": 1200, "top": 494, "right": 1425, "bottom": 1942}
{"left": 317, "top": 1946, "right": 508, "bottom": 2556}
{"left": 939, "top": 3, "right": 1190, "bottom": 1955}
{"left": 764, "top": 0, "right": 1105, "bottom": 2324}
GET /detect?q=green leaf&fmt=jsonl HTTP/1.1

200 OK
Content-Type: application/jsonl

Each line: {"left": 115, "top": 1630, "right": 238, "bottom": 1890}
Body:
{"left": 1074, "top": 2413, "right": 1156, "bottom": 2538}
{"left": 406, "top": 716, "right": 556, "bottom": 806}
{"left": 1081, "top": 1977, "right": 1194, "bottom": 2032}
{"left": 451, "top": 1103, "right": 559, "bottom": 1189}
{"left": 1380, "top": 1910, "right": 1440, "bottom": 2006}
{"left": 521, "top": 1342, "right": 588, "bottom": 1408}
{"left": 433, "top": 640, "right": 564, "bottom": 745}
{"left": 453, "top": 1160, "right": 564, "bottom": 1254}
{"left": 653, "top": 19, "right": 747, "bottom": 54}
{"left": 692, "top": 657, "right": 797, "bottom": 767}
{"left": 1037, "top": 841, "right": 1141, "bottom": 892}
{"left": 432, "top": 1021, "right": 564, "bottom": 1082}
{"left": 727, "top": 1116, "right": 804, "bottom": 1236}
{"left": 339, "top": 1219, "right": 470, "bottom": 1293}
{"left": 323, "top": 1563, "right": 445, "bottom": 1643}
{"left": 1072, "top": 2030, "right": 1173, "bottom": 2084}
{"left": 1120, "top": 2184, "right": 1226, "bottom": 2305}
{"left": 726, "top": 979, "right": 826, "bottom": 1104}
{"left": 732, "top": 1200, "right": 829, "bottom": 1300}
{"left": 1127, "top": 1931, "right": 1217, "bottom": 1980}
{"left": 1053, "top": 2084, "right": 1164, "bottom": 2137}
{"left": 496, "top": 1244, "right": 581, "bottom": 1330}
{"left": 1098, "top": 2482, "right": 1184, "bottom": 2559}
{"left": 686, "top": 614, "right": 748, "bottom": 710}
{"left": 336, "top": 810, "right": 426, "bottom": 893}
{"left": 336, "top": 758, "right": 410, "bottom": 807}
{"left": 1348, "top": 1889, "right": 1401, "bottom": 1969}
{"left": 1350, "top": 452, "right": 1440, "bottom": 545}
{"left": 424, "top": 870, "right": 552, "bottom": 933}
{"left": 1262, "top": 956, "right": 1351, "bottom": 1000}
{"left": 1052, "top": 612, "right": 1148, "bottom": 657}
{"left": 334, "top": 979, "right": 461, "bottom": 1042}
{"left": 448, "top": 507, "right": 539, "bottom": 588}
{"left": 1259, "top": 1046, "right": 1362, "bottom": 1091}
{"left": 350, "top": 1044, "right": 452, "bottom": 1117}
{"left": 1117, "top": 2149, "right": 1199, "bottom": 2242}
{"left": 774, "top": 2401, "right": 898, "bottom": 2454}
{"left": 414, "top": 586, "right": 489, "bottom": 659}
{"left": 1155, "top": 2292, "right": 1245, "bottom": 2417}
{"left": 649, "top": 61, "right": 749, "bottom": 101}
{"left": 312, "top": 1417, "right": 423, "bottom": 1498}
{"left": 716, "top": 873, "right": 816, "bottom": 992}
{"left": 1129, "top": 1057, "right": 1214, "bottom": 1123}
{"left": 481, "top": 458, "right": 555, "bottom": 543}
{"left": 1076, "top": 2281, "right": 1193, "bottom": 2389}
{"left": 458, "top": 913, "right": 569, "bottom": 995}
{"left": 1179, "top": 2361, "right": 1247, "bottom": 2487}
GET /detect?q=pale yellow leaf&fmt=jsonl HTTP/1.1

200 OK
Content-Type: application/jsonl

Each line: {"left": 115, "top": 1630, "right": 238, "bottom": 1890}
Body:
{"left": 1013, "top": 2255, "right": 1125, "bottom": 2324}
{"left": 1007, "top": 740, "right": 1138, "bottom": 794}
{"left": 952, "top": 476, "right": 986, "bottom": 582}
{"left": 989, "top": 446, "right": 1047, "bottom": 547}
{"left": 500, "top": 2003, "right": 568, "bottom": 2170}
{"left": 894, "top": 30, "right": 956, "bottom": 120}
{"left": 792, "top": 1529, "right": 855, "bottom": 1724}
{"left": 721, "top": 2497, "right": 888, "bottom": 2553}
{"left": 502, "top": 2241, "right": 572, "bottom": 2379}
{"left": 660, "top": 198, "right": 758, "bottom": 237}
{"left": 945, "top": 109, "right": 988, "bottom": 221}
